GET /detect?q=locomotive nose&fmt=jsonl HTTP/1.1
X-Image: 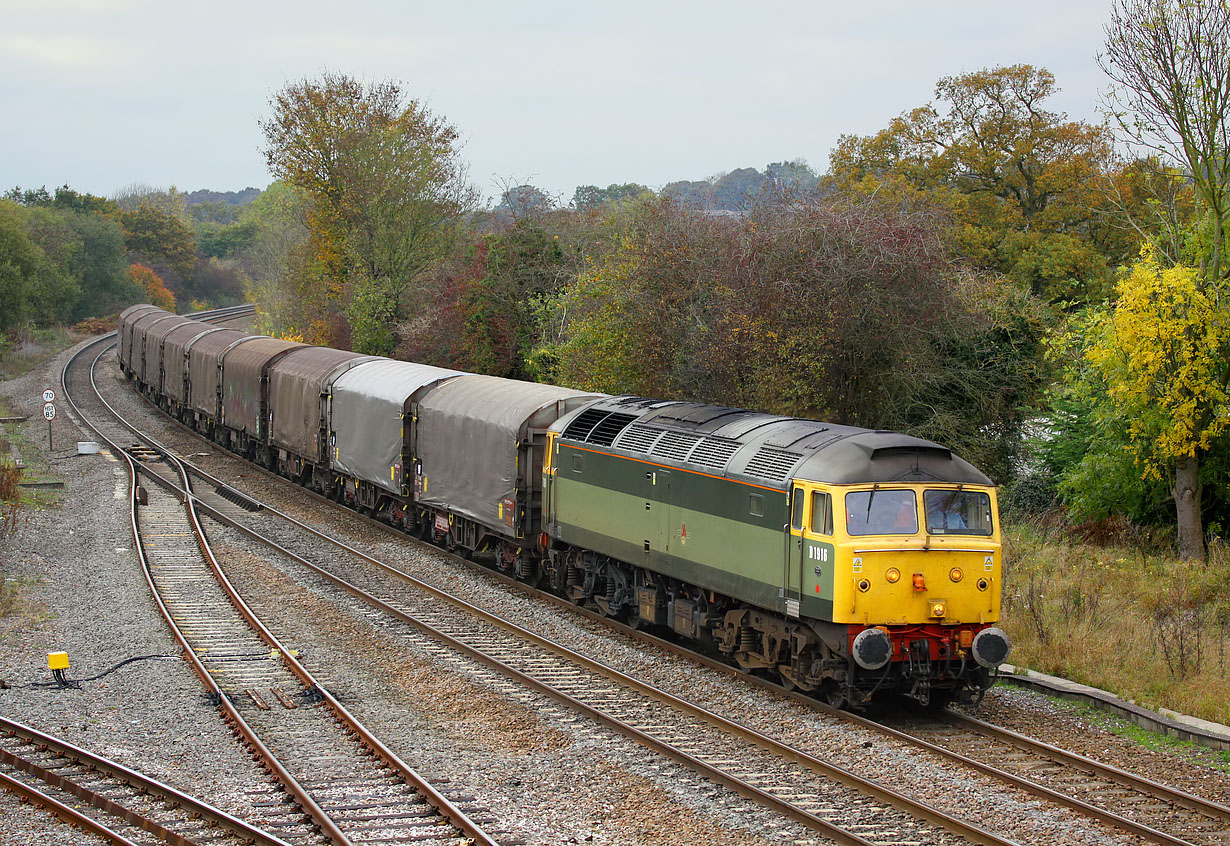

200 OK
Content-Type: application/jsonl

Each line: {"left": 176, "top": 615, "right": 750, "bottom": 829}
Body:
{"left": 971, "top": 627, "right": 1011, "bottom": 668}
{"left": 852, "top": 627, "right": 893, "bottom": 670}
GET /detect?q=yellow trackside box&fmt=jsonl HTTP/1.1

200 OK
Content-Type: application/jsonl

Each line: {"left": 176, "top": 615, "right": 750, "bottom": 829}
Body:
{"left": 48, "top": 652, "right": 70, "bottom": 671}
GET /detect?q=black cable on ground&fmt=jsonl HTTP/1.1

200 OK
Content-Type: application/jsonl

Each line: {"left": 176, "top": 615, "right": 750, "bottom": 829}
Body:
{"left": 17, "top": 653, "right": 180, "bottom": 690}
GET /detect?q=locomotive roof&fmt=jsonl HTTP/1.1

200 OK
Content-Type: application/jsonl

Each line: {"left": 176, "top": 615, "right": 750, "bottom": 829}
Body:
{"left": 553, "top": 396, "right": 992, "bottom": 489}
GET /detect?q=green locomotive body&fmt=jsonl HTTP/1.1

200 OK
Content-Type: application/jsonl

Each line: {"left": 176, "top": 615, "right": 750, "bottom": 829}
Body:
{"left": 544, "top": 397, "right": 1008, "bottom": 707}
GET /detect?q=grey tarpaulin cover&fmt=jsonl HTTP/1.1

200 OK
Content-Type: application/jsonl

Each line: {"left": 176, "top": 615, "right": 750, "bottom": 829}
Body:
{"left": 186, "top": 328, "right": 249, "bottom": 417}
{"left": 329, "top": 359, "right": 462, "bottom": 494}
{"left": 221, "top": 337, "right": 306, "bottom": 436}
{"left": 143, "top": 315, "right": 196, "bottom": 392}
{"left": 160, "top": 320, "right": 212, "bottom": 403}
{"left": 268, "top": 346, "right": 373, "bottom": 461}
{"left": 415, "top": 375, "right": 601, "bottom": 530}
{"left": 130, "top": 311, "right": 175, "bottom": 382}
{"left": 118, "top": 304, "right": 163, "bottom": 371}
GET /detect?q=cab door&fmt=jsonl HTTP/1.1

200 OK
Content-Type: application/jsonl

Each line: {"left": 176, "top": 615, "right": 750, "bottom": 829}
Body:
{"left": 784, "top": 483, "right": 806, "bottom": 618}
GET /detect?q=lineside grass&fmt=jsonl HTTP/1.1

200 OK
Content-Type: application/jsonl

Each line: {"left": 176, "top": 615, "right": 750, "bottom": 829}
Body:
{"left": 1001, "top": 519, "right": 1230, "bottom": 725}
{"left": 0, "top": 325, "right": 82, "bottom": 381}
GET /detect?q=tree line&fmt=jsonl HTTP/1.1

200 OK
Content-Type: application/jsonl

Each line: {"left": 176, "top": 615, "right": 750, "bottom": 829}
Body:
{"left": 253, "top": 1, "right": 1229, "bottom": 561}
{"left": 0, "top": 184, "right": 254, "bottom": 334}
{"left": 2, "top": 0, "right": 1224, "bottom": 562}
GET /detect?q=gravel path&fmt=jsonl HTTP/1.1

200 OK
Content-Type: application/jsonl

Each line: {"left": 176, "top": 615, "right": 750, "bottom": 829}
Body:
{"left": 3, "top": 334, "right": 1228, "bottom": 846}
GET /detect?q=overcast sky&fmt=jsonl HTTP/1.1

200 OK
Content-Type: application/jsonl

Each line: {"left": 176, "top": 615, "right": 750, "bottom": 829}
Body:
{"left": 1, "top": 0, "right": 1114, "bottom": 205}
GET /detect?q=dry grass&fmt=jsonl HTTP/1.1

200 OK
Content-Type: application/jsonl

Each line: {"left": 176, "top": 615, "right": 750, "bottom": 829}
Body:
{"left": 0, "top": 325, "right": 82, "bottom": 381}
{"left": 0, "top": 459, "right": 21, "bottom": 545}
{"left": 0, "top": 460, "right": 23, "bottom": 617}
{"left": 1001, "top": 520, "right": 1230, "bottom": 725}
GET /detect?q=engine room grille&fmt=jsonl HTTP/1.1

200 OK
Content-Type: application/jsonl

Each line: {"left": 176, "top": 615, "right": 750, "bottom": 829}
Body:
{"left": 744, "top": 447, "right": 803, "bottom": 482}
{"left": 650, "top": 431, "right": 702, "bottom": 461}
{"left": 562, "top": 409, "right": 638, "bottom": 446}
{"left": 586, "top": 412, "right": 638, "bottom": 446}
{"left": 562, "top": 408, "right": 608, "bottom": 441}
{"left": 687, "top": 437, "right": 742, "bottom": 470}
{"left": 614, "top": 424, "right": 662, "bottom": 454}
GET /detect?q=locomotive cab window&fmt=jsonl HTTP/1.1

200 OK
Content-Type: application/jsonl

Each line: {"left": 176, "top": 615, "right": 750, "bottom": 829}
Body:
{"left": 790, "top": 490, "right": 804, "bottom": 531}
{"left": 749, "top": 494, "right": 764, "bottom": 517}
{"left": 810, "top": 491, "right": 833, "bottom": 535}
{"left": 845, "top": 489, "right": 916, "bottom": 535}
{"left": 924, "top": 489, "right": 993, "bottom": 535}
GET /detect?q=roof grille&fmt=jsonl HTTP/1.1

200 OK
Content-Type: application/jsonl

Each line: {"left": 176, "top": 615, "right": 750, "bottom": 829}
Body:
{"left": 586, "top": 412, "right": 638, "bottom": 446}
{"left": 614, "top": 424, "right": 662, "bottom": 454}
{"left": 744, "top": 447, "right": 803, "bottom": 482}
{"left": 651, "top": 431, "right": 702, "bottom": 461}
{"left": 561, "top": 408, "right": 608, "bottom": 441}
{"left": 687, "top": 437, "right": 742, "bottom": 470}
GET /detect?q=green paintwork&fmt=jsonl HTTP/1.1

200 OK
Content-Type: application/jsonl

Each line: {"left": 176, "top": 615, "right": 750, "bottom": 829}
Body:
{"left": 550, "top": 444, "right": 835, "bottom": 620}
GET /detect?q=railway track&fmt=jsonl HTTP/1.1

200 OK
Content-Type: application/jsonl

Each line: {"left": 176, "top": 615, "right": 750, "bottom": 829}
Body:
{"left": 87, "top": 333, "right": 1031, "bottom": 846}
{"left": 95, "top": 315, "right": 1230, "bottom": 845}
{"left": 59, "top": 319, "right": 502, "bottom": 846}
{"left": 885, "top": 711, "right": 1230, "bottom": 846}
{"left": 0, "top": 715, "right": 292, "bottom": 846}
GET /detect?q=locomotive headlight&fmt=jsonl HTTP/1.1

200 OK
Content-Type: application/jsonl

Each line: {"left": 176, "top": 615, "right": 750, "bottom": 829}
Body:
{"left": 929, "top": 601, "right": 946, "bottom": 618}
{"left": 949, "top": 567, "right": 964, "bottom": 582}
{"left": 885, "top": 568, "right": 901, "bottom": 584}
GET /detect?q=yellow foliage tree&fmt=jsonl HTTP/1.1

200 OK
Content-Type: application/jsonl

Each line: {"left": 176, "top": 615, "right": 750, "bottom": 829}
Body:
{"left": 1086, "top": 247, "right": 1229, "bottom": 560}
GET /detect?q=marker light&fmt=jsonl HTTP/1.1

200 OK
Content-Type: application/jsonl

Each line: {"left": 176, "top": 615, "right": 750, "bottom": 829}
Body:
{"left": 885, "top": 568, "right": 901, "bottom": 584}
{"left": 977, "top": 578, "right": 989, "bottom": 591}
{"left": 857, "top": 579, "right": 871, "bottom": 593}
{"left": 930, "top": 601, "right": 947, "bottom": 618}
{"left": 949, "top": 567, "right": 964, "bottom": 582}
{"left": 912, "top": 573, "right": 926, "bottom": 592}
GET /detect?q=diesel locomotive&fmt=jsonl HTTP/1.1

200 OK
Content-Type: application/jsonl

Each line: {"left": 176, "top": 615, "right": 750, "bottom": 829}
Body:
{"left": 120, "top": 304, "right": 1010, "bottom": 708}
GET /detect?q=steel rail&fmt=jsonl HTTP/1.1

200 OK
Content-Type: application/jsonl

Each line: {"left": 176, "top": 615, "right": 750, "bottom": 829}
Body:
{"left": 0, "top": 768, "right": 144, "bottom": 846}
{"left": 64, "top": 327, "right": 500, "bottom": 846}
{"left": 948, "top": 711, "right": 1230, "bottom": 818}
{"left": 61, "top": 331, "right": 353, "bottom": 846}
{"left": 113, "top": 311, "right": 1230, "bottom": 846}
{"left": 0, "top": 716, "right": 293, "bottom": 846}
{"left": 160, "top": 485, "right": 1010, "bottom": 846}
{"left": 100, "top": 372, "right": 1019, "bottom": 845}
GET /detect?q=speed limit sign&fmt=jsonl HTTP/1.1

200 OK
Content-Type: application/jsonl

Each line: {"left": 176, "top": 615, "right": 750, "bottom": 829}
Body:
{"left": 42, "top": 402, "right": 55, "bottom": 421}
{"left": 42, "top": 389, "right": 55, "bottom": 403}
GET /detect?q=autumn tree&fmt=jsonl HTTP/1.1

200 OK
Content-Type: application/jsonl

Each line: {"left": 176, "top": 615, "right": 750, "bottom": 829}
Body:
{"left": 260, "top": 72, "right": 475, "bottom": 354}
{"left": 1098, "top": 0, "right": 1230, "bottom": 561}
{"left": 118, "top": 204, "right": 198, "bottom": 282}
{"left": 1055, "top": 250, "right": 1229, "bottom": 545}
{"left": 830, "top": 65, "right": 1116, "bottom": 303}
{"left": 128, "top": 263, "right": 175, "bottom": 312}
{"left": 552, "top": 194, "right": 1047, "bottom": 478}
